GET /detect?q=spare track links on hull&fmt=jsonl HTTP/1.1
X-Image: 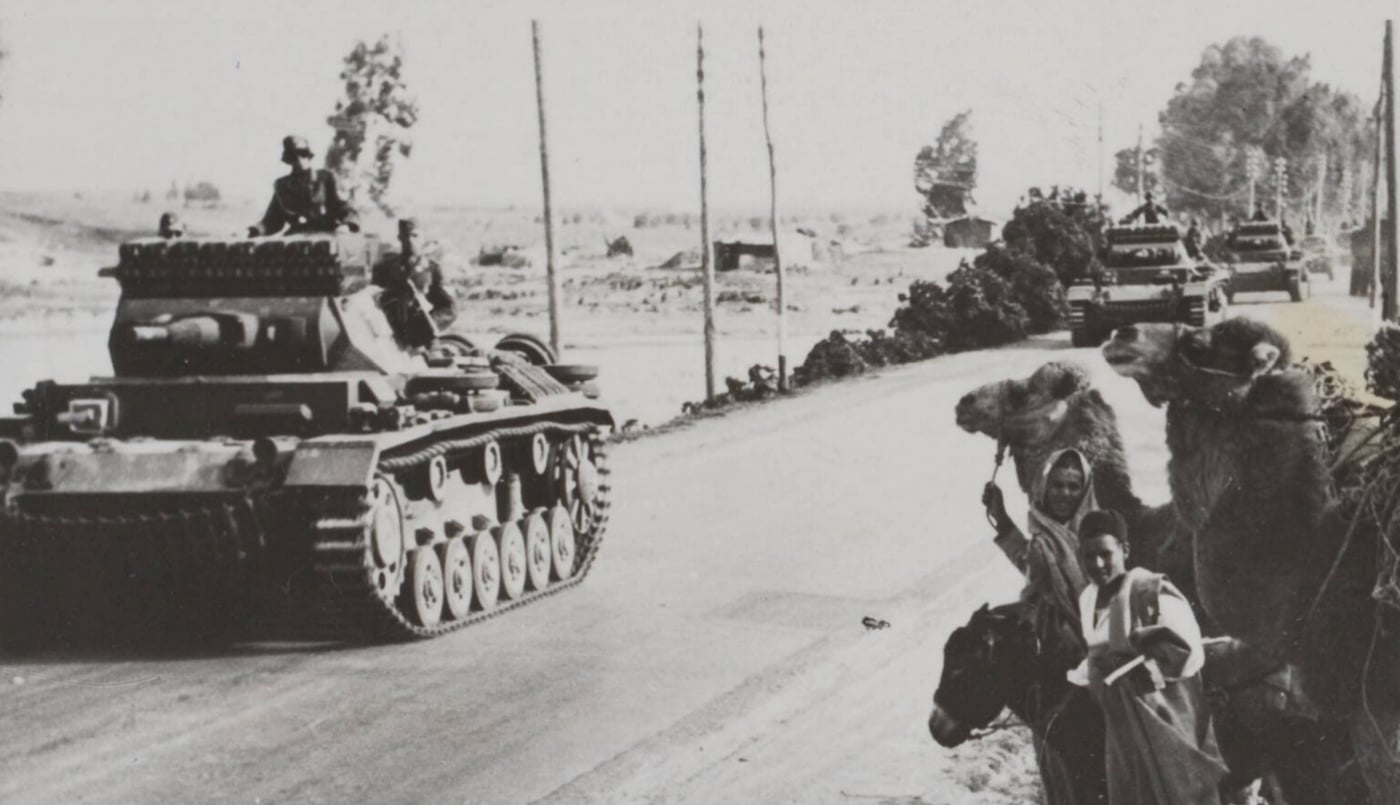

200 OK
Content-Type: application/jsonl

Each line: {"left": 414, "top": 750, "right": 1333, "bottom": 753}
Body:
{"left": 309, "top": 420, "right": 612, "bottom": 641}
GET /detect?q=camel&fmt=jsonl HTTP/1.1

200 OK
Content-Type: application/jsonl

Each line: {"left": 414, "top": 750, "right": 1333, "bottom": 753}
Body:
{"left": 1103, "top": 318, "right": 1400, "bottom": 804}
{"left": 955, "top": 360, "right": 1180, "bottom": 578}
{"left": 956, "top": 356, "right": 1372, "bottom": 800}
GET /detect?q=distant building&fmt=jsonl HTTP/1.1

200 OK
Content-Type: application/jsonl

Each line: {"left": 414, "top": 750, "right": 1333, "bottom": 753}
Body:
{"left": 942, "top": 215, "right": 999, "bottom": 249}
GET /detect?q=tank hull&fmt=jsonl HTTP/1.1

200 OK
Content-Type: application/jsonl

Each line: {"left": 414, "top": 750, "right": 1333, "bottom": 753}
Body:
{"left": 1, "top": 386, "right": 613, "bottom": 644}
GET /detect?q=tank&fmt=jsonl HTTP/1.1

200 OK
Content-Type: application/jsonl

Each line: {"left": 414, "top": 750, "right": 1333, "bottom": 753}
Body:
{"left": 0, "top": 232, "right": 613, "bottom": 643}
{"left": 1065, "top": 223, "right": 1231, "bottom": 347}
{"left": 1221, "top": 220, "right": 1310, "bottom": 302}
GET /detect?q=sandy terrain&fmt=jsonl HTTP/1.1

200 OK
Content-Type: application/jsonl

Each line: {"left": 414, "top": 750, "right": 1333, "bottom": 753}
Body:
{"left": 0, "top": 193, "right": 1380, "bottom": 803}
{"left": 0, "top": 192, "right": 971, "bottom": 425}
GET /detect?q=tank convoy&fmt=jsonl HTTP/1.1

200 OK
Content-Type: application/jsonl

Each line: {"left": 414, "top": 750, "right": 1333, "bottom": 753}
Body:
{"left": 1066, "top": 223, "right": 1230, "bottom": 347}
{"left": 0, "top": 231, "right": 613, "bottom": 643}
{"left": 1221, "top": 220, "right": 1309, "bottom": 302}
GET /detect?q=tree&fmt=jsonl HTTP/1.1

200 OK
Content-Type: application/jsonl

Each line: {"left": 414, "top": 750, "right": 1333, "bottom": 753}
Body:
{"left": 914, "top": 110, "right": 978, "bottom": 220}
{"left": 325, "top": 34, "right": 420, "bottom": 218}
{"left": 1112, "top": 146, "right": 1161, "bottom": 198}
{"left": 1155, "top": 36, "right": 1372, "bottom": 223}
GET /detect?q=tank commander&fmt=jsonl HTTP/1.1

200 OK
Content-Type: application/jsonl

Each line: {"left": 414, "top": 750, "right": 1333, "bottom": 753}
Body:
{"left": 376, "top": 218, "right": 457, "bottom": 347}
{"left": 1120, "top": 190, "right": 1168, "bottom": 225}
{"left": 247, "top": 135, "right": 359, "bottom": 237}
{"left": 1251, "top": 203, "right": 1270, "bottom": 222}
{"left": 1183, "top": 218, "right": 1204, "bottom": 260}
{"left": 158, "top": 212, "right": 185, "bottom": 239}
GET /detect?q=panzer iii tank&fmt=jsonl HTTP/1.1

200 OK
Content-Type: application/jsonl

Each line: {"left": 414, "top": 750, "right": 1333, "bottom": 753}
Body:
{"left": 0, "top": 232, "right": 612, "bottom": 642}
{"left": 1221, "top": 220, "right": 1309, "bottom": 302}
{"left": 1065, "top": 223, "right": 1230, "bottom": 347}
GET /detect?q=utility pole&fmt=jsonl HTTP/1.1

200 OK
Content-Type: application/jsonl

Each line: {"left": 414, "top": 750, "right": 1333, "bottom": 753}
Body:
{"left": 1247, "top": 150, "right": 1257, "bottom": 214}
{"left": 1274, "top": 156, "right": 1287, "bottom": 220}
{"left": 1097, "top": 102, "right": 1104, "bottom": 205}
{"left": 1315, "top": 152, "right": 1328, "bottom": 229}
{"left": 532, "top": 21, "right": 562, "bottom": 359}
{"left": 758, "top": 27, "right": 788, "bottom": 392}
{"left": 1136, "top": 124, "right": 1145, "bottom": 204}
{"left": 1386, "top": 19, "right": 1399, "bottom": 321}
{"left": 697, "top": 23, "right": 717, "bottom": 401}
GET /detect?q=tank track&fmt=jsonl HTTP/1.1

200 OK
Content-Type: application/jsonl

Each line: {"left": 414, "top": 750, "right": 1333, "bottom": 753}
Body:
{"left": 0, "top": 498, "right": 262, "bottom": 642}
{"left": 307, "top": 420, "right": 611, "bottom": 640}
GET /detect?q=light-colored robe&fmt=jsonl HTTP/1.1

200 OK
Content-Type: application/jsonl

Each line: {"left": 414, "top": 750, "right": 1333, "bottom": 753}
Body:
{"left": 1071, "top": 567, "right": 1228, "bottom": 805}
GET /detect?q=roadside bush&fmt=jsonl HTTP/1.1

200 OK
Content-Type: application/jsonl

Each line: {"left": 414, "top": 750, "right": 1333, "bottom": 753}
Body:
{"left": 973, "top": 246, "right": 1066, "bottom": 333}
{"left": 1000, "top": 191, "right": 1105, "bottom": 286}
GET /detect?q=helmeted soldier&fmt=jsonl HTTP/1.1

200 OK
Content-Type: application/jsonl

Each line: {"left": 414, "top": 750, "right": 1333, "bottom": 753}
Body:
{"left": 247, "top": 135, "right": 359, "bottom": 237}
{"left": 1251, "top": 203, "right": 1269, "bottom": 223}
{"left": 376, "top": 218, "right": 457, "bottom": 347}
{"left": 158, "top": 212, "right": 185, "bottom": 239}
{"left": 1183, "top": 217, "right": 1204, "bottom": 260}
{"left": 1120, "top": 190, "right": 1169, "bottom": 225}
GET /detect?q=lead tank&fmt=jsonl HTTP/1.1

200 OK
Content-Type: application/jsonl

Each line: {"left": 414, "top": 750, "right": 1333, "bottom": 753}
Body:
{"left": 0, "top": 232, "right": 613, "bottom": 642}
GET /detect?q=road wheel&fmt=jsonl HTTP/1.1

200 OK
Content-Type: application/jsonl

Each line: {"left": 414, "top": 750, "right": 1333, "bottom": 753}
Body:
{"left": 495, "top": 522, "right": 528, "bottom": 601}
{"left": 470, "top": 531, "right": 501, "bottom": 611}
{"left": 407, "top": 547, "right": 444, "bottom": 628}
{"left": 442, "top": 538, "right": 473, "bottom": 620}
{"left": 523, "top": 512, "right": 552, "bottom": 592}
{"left": 548, "top": 505, "right": 577, "bottom": 581}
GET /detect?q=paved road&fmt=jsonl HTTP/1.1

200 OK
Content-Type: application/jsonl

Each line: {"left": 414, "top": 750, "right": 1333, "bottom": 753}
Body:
{"left": 1, "top": 273, "right": 1365, "bottom": 805}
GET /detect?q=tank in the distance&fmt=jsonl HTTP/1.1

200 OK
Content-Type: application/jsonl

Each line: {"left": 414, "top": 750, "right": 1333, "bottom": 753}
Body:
{"left": 0, "top": 230, "right": 614, "bottom": 645}
{"left": 1065, "top": 222, "right": 1231, "bottom": 347}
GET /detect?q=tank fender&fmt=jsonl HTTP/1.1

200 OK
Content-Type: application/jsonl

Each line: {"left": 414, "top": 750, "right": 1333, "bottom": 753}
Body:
{"left": 284, "top": 436, "right": 381, "bottom": 488}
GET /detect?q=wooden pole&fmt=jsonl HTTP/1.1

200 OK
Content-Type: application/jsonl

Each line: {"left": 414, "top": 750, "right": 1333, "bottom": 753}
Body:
{"left": 1371, "top": 102, "right": 1383, "bottom": 308}
{"left": 532, "top": 20, "right": 562, "bottom": 359}
{"left": 1136, "top": 124, "right": 1145, "bottom": 204}
{"left": 1386, "top": 19, "right": 1399, "bottom": 322}
{"left": 1096, "top": 101, "right": 1104, "bottom": 206}
{"left": 1315, "top": 151, "right": 1327, "bottom": 229}
{"left": 758, "top": 27, "right": 788, "bottom": 392}
{"left": 697, "top": 23, "right": 717, "bottom": 401}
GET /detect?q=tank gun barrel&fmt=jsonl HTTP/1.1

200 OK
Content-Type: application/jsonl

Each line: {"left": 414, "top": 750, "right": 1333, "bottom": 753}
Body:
{"left": 124, "top": 315, "right": 255, "bottom": 348}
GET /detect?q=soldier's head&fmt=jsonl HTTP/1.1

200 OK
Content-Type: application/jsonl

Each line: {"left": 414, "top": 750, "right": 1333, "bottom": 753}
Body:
{"left": 158, "top": 212, "right": 185, "bottom": 239}
{"left": 1144, "top": 190, "right": 1155, "bottom": 203}
{"left": 398, "top": 217, "right": 421, "bottom": 255}
{"left": 281, "top": 135, "right": 315, "bottom": 172}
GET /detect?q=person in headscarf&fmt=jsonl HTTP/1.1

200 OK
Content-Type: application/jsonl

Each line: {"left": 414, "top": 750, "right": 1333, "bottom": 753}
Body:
{"left": 983, "top": 448, "right": 1095, "bottom": 625}
{"left": 1069, "top": 510, "right": 1227, "bottom": 805}
{"left": 982, "top": 449, "right": 1098, "bottom": 805}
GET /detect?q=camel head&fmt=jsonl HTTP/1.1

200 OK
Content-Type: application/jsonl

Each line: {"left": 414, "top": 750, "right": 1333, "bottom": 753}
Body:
{"left": 955, "top": 361, "right": 1092, "bottom": 444}
{"left": 1101, "top": 320, "right": 1291, "bottom": 408}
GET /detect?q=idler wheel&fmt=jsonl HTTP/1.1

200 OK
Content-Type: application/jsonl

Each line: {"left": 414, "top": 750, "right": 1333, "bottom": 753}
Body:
{"left": 529, "top": 433, "right": 550, "bottom": 475}
{"left": 495, "top": 522, "right": 528, "bottom": 601}
{"left": 442, "top": 538, "right": 473, "bottom": 620}
{"left": 370, "top": 477, "right": 405, "bottom": 572}
{"left": 523, "top": 512, "right": 552, "bottom": 591}
{"left": 548, "top": 505, "right": 576, "bottom": 581}
{"left": 407, "top": 547, "right": 445, "bottom": 627}
{"left": 470, "top": 531, "right": 501, "bottom": 611}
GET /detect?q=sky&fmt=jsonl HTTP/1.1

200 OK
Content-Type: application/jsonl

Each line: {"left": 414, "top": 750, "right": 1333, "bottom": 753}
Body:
{"left": 1, "top": 0, "right": 1398, "bottom": 217}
